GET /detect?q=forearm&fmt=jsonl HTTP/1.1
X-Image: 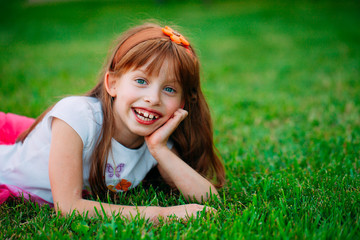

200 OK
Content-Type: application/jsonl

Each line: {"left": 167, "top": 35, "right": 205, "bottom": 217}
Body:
{"left": 55, "top": 198, "right": 210, "bottom": 222}
{"left": 152, "top": 147, "right": 219, "bottom": 202}
{"left": 55, "top": 198, "right": 163, "bottom": 221}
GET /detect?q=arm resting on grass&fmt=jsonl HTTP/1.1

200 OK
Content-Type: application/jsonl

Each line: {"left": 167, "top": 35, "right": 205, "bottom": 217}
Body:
{"left": 155, "top": 149, "right": 219, "bottom": 202}
{"left": 145, "top": 109, "right": 219, "bottom": 202}
{"left": 49, "top": 118, "right": 208, "bottom": 220}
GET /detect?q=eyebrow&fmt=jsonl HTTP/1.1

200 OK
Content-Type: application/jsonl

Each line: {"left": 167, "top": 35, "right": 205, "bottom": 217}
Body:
{"left": 136, "top": 68, "right": 179, "bottom": 84}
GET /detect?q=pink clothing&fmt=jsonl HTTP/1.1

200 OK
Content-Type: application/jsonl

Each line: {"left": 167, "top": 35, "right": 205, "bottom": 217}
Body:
{"left": 0, "top": 112, "right": 41, "bottom": 205}
{"left": 0, "top": 100, "right": 161, "bottom": 206}
{"left": 0, "top": 112, "right": 35, "bottom": 145}
{"left": 0, "top": 184, "right": 53, "bottom": 206}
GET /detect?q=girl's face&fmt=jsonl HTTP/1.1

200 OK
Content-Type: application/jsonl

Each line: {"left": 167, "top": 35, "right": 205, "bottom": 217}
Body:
{"left": 106, "top": 60, "right": 184, "bottom": 147}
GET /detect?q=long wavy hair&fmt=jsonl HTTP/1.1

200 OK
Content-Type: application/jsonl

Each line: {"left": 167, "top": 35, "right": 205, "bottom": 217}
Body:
{"left": 17, "top": 23, "right": 225, "bottom": 198}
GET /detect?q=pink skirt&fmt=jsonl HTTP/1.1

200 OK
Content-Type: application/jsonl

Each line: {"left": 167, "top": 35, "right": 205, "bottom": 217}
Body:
{"left": 0, "top": 184, "right": 53, "bottom": 206}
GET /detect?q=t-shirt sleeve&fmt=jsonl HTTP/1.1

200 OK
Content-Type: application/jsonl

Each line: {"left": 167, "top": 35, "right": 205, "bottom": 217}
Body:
{"left": 47, "top": 97, "right": 102, "bottom": 148}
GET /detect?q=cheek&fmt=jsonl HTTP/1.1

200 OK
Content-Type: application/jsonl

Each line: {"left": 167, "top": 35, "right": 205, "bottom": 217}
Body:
{"left": 166, "top": 98, "right": 183, "bottom": 114}
{"left": 117, "top": 88, "right": 138, "bottom": 102}
{"left": 113, "top": 90, "right": 138, "bottom": 114}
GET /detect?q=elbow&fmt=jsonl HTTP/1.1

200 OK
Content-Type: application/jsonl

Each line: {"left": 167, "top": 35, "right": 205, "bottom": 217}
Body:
{"left": 203, "top": 189, "right": 220, "bottom": 202}
{"left": 186, "top": 186, "right": 219, "bottom": 203}
{"left": 53, "top": 202, "right": 67, "bottom": 216}
{"left": 53, "top": 201, "right": 70, "bottom": 216}
{"left": 53, "top": 197, "right": 82, "bottom": 216}
{"left": 201, "top": 185, "right": 219, "bottom": 201}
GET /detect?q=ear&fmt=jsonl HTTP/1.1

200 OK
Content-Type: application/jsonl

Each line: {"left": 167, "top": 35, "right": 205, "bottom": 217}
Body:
{"left": 104, "top": 72, "right": 117, "bottom": 97}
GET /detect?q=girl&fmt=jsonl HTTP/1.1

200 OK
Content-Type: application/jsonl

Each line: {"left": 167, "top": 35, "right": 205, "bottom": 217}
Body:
{"left": 0, "top": 23, "right": 225, "bottom": 221}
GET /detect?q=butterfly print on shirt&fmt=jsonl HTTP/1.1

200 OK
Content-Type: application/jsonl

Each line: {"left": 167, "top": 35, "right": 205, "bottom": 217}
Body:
{"left": 105, "top": 163, "right": 125, "bottom": 178}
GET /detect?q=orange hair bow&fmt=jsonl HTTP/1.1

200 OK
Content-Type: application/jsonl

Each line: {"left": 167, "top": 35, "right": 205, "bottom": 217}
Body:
{"left": 162, "top": 26, "right": 190, "bottom": 46}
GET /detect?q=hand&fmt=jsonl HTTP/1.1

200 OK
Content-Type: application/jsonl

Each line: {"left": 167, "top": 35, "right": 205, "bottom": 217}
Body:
{"left": 160, "top": 204, "right": 217, "bottom": 222}
{"left": 145, "top": 108, "right": 188, "bottom": 153}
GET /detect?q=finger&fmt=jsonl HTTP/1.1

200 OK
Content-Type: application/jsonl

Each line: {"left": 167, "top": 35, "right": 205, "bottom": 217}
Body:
{"left": 145, "top": 109, "right": 188, "bottom": 145}
{"left": 169, "top": 109, "right": 188, "bottom": 125}
{"left": 204, "top": 206, "right": 217, "bottom": 215}
{"left": 159, "top": 109, "right": 187, "bottom": 134}
{"left": 175, "top": 109, "right": 188, "bottom": 121}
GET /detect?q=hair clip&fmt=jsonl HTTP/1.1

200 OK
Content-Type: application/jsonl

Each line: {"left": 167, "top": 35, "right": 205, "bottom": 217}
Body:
{"left": 162, "top": 26, "right": 190, "bottom": 46}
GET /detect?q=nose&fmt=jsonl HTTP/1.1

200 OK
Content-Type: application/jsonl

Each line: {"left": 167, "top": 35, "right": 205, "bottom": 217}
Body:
{"left": 143, "top": 87, "right": 161, "bottom": 105}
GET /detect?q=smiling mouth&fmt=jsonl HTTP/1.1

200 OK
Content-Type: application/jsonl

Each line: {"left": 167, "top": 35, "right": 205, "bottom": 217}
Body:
{"left": 133, "top": 108, "right": 160, "bottom": 122}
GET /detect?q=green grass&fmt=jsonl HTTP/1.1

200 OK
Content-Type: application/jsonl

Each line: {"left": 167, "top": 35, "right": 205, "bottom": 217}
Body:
{"left": 1, "top": 0, "right": 360, "bottom": 239}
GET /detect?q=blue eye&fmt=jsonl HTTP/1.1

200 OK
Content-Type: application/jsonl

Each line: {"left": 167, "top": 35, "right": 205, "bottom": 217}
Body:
{"left": 164, "top": 87, "right": 176, "bottom": 93}
{"left": 136, "top": 79, "right": 146, "bottom": 85}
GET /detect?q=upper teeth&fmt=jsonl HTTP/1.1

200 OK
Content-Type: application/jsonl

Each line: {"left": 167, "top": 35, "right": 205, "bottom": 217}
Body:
{"left": 135, "top": 109, "right": 159, "bottom": 120}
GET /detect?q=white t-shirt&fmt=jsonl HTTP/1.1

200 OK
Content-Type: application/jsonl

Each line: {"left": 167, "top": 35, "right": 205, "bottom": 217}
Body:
{"left": 0, "top": 96, "right": 168, "bottom": 203}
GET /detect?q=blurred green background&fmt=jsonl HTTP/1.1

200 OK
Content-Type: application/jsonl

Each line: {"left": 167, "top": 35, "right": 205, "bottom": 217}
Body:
{"left": 1, "top": 0, "right": 359, "bottom": 238}
{"left": 1, "top": 0, "right": 359, "bottom": 157}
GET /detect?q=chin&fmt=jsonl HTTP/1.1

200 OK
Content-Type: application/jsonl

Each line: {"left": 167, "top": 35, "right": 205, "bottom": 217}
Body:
{"left": 131, "top": 126, "right": 158, "bottom": 137}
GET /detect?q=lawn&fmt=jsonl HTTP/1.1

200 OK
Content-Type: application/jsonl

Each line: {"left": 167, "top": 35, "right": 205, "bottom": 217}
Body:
{"left": 1, "top": 0, "right": 359, "bottom": 239}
